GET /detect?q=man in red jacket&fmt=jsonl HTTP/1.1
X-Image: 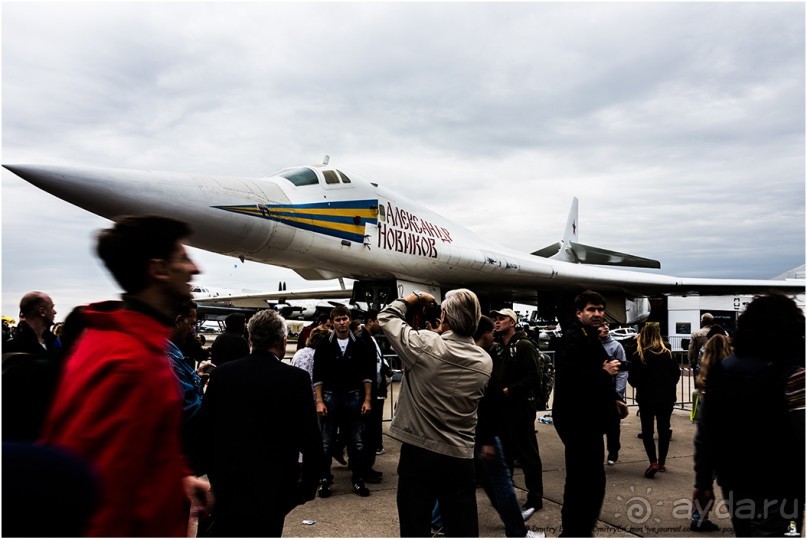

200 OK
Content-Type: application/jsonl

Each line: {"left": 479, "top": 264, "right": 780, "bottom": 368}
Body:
{"left": 41, "top": 215, "right": 211, "bottom": 536}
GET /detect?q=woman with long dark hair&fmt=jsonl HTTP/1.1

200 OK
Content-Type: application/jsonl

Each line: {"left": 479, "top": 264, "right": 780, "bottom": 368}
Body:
{"left": 628, "top": 323, "right": 681, "bottom": 478}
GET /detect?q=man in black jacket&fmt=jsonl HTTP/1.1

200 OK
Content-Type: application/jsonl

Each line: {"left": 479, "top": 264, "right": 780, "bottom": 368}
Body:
{"left": 5, "top": 292, "right": 60, "bottom": 355}
{"left": 553, "top": 291, "right": 628, "bottom": 537}
{"left": 490, "top": 307, "right": 544, "bottom": 513}
{"left": 209, "top": 313, "right": 249, "bottom": 367}
{"left": 197, "top": 309, "right": 322, "bottom": 537}
{"left": 313, "top": 306, "right": 375, "bottom": 498}
{"left": 3, "top": 291, "right": 62, "bottom": 442}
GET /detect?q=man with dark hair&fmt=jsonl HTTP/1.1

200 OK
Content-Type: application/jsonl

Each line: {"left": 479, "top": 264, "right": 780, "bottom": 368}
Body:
{"left": 695, "top": 294, "right": 805, "bottom": 537}
{"left": 40, "top": 215, "right": 210, "bottom": 536}
{"left": 379, "top": 289, "right": 492, "bottom": 537}
{"left": 211, "top": 312, "right": 250, "bottom": 367}
{"left": 167, "top": 300, "right": 213, "bottom": 473}
{"left": 475, "top": 315, "right": 537, "bottom": 537}
{"left": 553, "top": 290, "right": 628, "bottom": 537}
{"left": 357, "top": 309, "right": 390, "bottom": 479}
{"left": 313, "top": 306, "right": 375, "bottom": 498}
{"left": 197, "top": 309, "right": 322, "bottom": 536}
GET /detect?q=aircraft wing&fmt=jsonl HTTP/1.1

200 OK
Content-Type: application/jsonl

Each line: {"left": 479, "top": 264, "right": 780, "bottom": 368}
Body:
{"left": 195, "top": 285, "right": 353, "bottom": 309}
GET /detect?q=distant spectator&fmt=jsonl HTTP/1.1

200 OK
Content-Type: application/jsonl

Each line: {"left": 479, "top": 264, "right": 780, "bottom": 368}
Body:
{"left": 4, "top": 291, "right": 60, "bottom": 355}
{"left": 211, "top": 313, "right": 250, "bottom": 366}
{"left": 688, "top": 313, "right": 714, "bottom": 369}
{"left": 628, "top": 323, "right": 680, "bottom": 478}
{"left": 297, "top": 315, "right": 329, "bottom": 351}
{"left": 694, "top": 324, "right": 727, "bottom": 378}
{"left": 2, "top": 292, "right": 63, "bottom": 442}
{"left": 599, "top": 321, "right": 628, "bottom": 467}
{"left": 291, "top": 327, "right": 328, "bottom": 402}
{"left": 357, "top": 309, "right": 391, "bottom": 481}
{"left": 2, "top": 319, "right": 11, "bottom": 343}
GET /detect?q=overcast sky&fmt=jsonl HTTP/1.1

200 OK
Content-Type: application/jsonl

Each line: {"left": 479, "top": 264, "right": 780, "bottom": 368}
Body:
{"left": 2, "top": 2, "right": 804, "bottom": 320}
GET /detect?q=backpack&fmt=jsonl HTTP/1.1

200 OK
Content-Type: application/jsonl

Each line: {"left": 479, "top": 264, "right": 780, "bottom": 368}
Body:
{"left": 509, "top": 336, "right": 555, "bottom": 411}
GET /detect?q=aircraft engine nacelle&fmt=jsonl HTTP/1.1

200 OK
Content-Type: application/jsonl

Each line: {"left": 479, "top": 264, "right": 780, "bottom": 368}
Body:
{"left": 603, "top": 295, "right": 651, "bottom": 325}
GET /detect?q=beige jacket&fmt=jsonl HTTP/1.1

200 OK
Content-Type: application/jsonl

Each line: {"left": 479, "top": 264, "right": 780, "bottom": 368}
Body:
{"left": 378, "top": 299, "right": 492, "bottom": 459}
{"left": 688, "top": 325, "right": 712, "bottom": 364}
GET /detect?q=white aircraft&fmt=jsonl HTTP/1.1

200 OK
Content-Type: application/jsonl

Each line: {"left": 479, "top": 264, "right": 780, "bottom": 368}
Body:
{"left": 4, "top": 160, "right": 803, "bottom": 325}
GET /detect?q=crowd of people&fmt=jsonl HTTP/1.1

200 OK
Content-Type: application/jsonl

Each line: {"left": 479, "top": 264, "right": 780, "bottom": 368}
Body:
{"left": 1, "top": 215, "right": 804, "bottom": 538}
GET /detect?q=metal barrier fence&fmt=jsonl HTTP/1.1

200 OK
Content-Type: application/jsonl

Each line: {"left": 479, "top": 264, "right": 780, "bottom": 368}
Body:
{"left": 382, "top": 349, "right": 695, "bottom": 422}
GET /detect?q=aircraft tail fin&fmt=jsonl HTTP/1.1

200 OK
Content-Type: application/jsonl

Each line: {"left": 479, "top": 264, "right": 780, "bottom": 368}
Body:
{"left": 532, "top": 197, "right": 661, "bottom": 269}
{"left": 532, "top": 197, "right": 579, "bottom": 261}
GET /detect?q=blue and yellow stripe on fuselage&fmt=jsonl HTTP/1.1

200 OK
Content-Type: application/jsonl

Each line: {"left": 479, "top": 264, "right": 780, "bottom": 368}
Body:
{"left": 213, "top": 200, "right": 379, "bottom": 244}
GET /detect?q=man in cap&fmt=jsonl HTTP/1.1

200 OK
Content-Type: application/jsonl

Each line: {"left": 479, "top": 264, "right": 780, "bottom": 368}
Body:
{"left": 490, "top": 307, "right": 545, "bottom": 513}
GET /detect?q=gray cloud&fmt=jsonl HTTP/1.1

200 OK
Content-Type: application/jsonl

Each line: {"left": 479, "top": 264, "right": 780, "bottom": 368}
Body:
{"left": 3, "top": 1, "right": 803, "bottom": 317}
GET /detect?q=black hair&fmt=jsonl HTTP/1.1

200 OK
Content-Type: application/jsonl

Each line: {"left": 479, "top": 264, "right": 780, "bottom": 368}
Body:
{"left": 733, "top": 294, "right": 805, "bottom": 367}
{"left": 474, "top": 315, "right": 495, "bottom": 341}
{"left": 96, "top": 215, "right": 192, "bottom": 294}
{"left": 574, "top": 290, "right": 606, "bottom": 311}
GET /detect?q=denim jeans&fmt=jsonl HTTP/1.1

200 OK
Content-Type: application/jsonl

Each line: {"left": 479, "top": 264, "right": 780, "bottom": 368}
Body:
{"left": 320, "top": 389, "right": 367, "bottom": 482}
{"left": 476, "top": 436, "right": 529, "bottom": 537}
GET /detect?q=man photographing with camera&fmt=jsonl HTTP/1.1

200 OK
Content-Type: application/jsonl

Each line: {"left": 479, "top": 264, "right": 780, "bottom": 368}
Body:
{"left": 378, "top": 289, "right": 492, "bottom": 537}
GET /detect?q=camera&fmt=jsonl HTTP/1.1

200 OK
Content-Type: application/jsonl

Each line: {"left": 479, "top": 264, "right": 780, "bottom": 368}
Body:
{"left": 405, "top": 298, "right": 442, "bottom": 330}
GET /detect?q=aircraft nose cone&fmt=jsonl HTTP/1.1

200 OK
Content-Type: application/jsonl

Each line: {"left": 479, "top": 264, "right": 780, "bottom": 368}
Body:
{"left": 3, "top": 164, "right": 60, "bottom": 188}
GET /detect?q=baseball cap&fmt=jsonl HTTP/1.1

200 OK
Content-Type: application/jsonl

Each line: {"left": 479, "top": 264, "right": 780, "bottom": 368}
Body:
{"left": 491, "top": 308, "right": 517, "bottom": 323}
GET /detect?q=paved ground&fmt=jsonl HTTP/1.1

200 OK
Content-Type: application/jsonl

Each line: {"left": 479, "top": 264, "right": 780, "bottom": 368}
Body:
{"left": 279, "top": 381, "right": 736, "bottom": 538}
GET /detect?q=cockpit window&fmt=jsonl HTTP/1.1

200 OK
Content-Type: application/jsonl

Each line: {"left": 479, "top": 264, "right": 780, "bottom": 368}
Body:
{"left": 337, "top": 170, "right": 352, "bottom": 183}
{"left": 323, "top": 170, "right": 341, "bottom": 185}
{"left": 276, "top": 167, "right": 319, "bottom": 187}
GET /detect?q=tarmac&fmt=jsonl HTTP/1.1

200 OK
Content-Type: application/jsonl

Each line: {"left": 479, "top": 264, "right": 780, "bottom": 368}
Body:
{"left": 278, "top": 379, "right": 736, "bottom": 538}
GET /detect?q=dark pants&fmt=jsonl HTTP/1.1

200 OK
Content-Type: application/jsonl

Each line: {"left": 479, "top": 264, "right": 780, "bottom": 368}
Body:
{"left": 364, "top": 394, "right": 385, "bottom": 468}
{"left": 320, "top": 389, "right": 368, "bottom": 483}
{"left": 723, "top": 491, "right": 803, "bottom": 537}
{"left": 555, "top": 423, "right": 606, "bottom": 537}
{"left": 638, "top": 402, "right": 673, "bottom": 465}
{"left": 203, "top": 510, "right": 285, "bottom": 537}
{"left": 397, "top": 443, "right": 479, "bottom": 537}
{"left": 501, "top": 404, "right": 544, "bottom": 507}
